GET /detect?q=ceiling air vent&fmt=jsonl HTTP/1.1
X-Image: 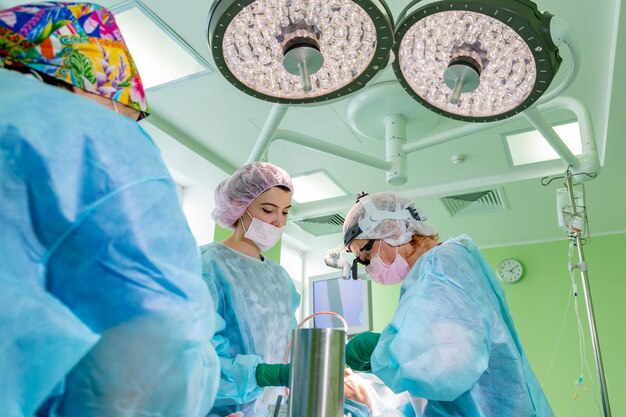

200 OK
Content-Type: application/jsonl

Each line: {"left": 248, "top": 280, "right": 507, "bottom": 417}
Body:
{"left": 440, "top": 188, "right": 509, "bottom": 217}
{"left": 294, "top": 213, "right": 345, "bottom": 236}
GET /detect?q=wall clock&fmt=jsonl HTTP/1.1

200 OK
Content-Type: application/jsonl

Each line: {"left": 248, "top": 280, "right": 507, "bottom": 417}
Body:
{"left": 497, "top": 258, "right": 524, "bottom": 283}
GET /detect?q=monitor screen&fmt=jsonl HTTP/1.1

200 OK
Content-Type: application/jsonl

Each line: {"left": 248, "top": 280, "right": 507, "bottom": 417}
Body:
{"left": 308, "top": 272, "right": 372, "bottom": 335}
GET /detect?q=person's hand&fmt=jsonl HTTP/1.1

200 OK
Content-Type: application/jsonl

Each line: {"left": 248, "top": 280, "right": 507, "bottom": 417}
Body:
{"left": 255, "top": 363, "right": 291, "bottom": 387}
{"left": 344, "top": 368, "right": 372, "bottom": 410}
{"left": 345, "top": 331, "right": 381, "bottom": 372}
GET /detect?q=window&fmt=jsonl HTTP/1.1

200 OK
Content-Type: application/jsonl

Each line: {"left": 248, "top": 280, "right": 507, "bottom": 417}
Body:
{"left": 281, "top": 244, "right": 304, "bottom": 321}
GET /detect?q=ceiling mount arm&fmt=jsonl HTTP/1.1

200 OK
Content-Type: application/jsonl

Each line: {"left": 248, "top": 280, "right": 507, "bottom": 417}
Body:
{"left": 536, "top": 17, "right": 581, "bottom": 105}
{"left": 245, "top": 99, "right": 391, "bottom": 170}
{"left": 545, "top": 96, "right": 600, "bottom": 179}
{"left": 272, "top": 129, "right": 391, "bottom": 171}
{"left": 247, "top": 103, "right": 290, "bottom": 164}
{"left": 398, "top": 95, "right": 599, "bottom": 182}
{"left": 522, "top": 106, "right": 579, "bottom": 169}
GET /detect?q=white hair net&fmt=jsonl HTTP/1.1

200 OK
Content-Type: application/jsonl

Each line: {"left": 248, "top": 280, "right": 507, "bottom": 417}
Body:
{"left": 343, "top": 192, "right": 437, "bottom": 247}
{"left": 211, "top": 162, "right": 293, "bottom": 230}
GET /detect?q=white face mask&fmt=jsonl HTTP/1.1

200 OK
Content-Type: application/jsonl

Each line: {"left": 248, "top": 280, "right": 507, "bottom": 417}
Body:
{"left": 242, "top": 210, "right": 284, "bottom": 251}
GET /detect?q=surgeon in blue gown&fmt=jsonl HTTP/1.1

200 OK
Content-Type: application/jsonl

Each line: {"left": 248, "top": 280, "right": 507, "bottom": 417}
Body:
{"left": 0, "top": 3, "right": 219, "bottom": 416}
{"left": 342, "top": 192, "right": 555, "bottom": 417}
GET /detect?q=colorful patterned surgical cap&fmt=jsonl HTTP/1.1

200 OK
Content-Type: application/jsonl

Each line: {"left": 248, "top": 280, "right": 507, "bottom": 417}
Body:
{"left": 0, "top": 2, "right": 148, "bottom": 117}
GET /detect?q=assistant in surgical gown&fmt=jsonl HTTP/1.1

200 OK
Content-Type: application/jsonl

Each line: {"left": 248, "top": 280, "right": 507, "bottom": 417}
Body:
{"left": 0, "top": 69, "right": 219, "bottom": 417}
{"left": 201, "top": 242, "right": 300, "bottom": 417}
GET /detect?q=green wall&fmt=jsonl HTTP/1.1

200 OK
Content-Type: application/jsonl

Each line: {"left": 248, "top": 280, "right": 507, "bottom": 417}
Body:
{"left": 213, "top": 224, "right": 282, "bottom": 263}
{"left": 371, "top": 233, "right": 626, "bottom": 416}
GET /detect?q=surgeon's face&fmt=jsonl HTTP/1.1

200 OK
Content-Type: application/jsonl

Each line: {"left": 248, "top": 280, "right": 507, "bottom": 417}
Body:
{"left": 349, "top": 239, "right": 375, "bottom": 266}
{"left": 72, "top": 86, "right": 141, "bottom": 120}
{"left": 245, "top": 186, "right": 292, "bottom": 228}
{"left": 349, "top": 239, "right": 402, "bottom": 266}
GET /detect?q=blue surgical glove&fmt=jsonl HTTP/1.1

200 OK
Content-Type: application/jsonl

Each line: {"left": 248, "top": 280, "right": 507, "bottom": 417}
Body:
{"left": 255, "top": 363, "right": 291, "bottom": 387}
{"left": 346, "top": 331, "right": 381, "bottom": 372}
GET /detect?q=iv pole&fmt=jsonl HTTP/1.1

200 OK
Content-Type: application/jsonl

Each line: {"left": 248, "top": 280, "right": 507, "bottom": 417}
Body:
{"left": 564, "top": 168, "right": 612, "bottom": 417}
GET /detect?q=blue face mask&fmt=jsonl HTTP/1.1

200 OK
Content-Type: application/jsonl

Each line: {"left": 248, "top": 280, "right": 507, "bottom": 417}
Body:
{"left": 242, "top": 210, "right": 284, "bottom": 251}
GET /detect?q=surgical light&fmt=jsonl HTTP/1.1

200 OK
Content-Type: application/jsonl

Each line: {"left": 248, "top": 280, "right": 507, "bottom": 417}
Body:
{"left": 393, "top": 0, "right": 562, "bottom": 122}
{"left": 207, "top": 0, "right": 394, "bottom": 103}
{"left": 208, "top": 0, "right": 574, "bottom": 125}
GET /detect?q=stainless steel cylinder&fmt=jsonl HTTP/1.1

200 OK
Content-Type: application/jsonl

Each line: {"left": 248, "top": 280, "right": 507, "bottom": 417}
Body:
{"left": 288, "top": 328, "right": 345, "bottom": 417}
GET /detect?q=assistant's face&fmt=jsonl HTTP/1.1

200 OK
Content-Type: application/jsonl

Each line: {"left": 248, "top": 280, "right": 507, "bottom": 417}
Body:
{"left": 244, "top": 186, "right": 292, "bottom": 228}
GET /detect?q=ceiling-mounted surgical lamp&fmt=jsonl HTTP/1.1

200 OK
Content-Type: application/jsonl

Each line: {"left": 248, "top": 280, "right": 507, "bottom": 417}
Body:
{"left": 393, "top": 0, "right": 565, "bottom": 122}
{"left": 207, "top": 0, "right": 578, "bottom": 124}
{"left": 206, "top": 0, "right": 394, "bottom": 104}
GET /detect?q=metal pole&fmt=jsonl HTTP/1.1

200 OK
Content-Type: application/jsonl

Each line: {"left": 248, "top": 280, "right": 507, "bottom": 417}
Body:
{"left": 247, "top": 104, "right": 289, "bottom": 164}
{"left": 565, "top": 170, "right": 612, "bottom": 417}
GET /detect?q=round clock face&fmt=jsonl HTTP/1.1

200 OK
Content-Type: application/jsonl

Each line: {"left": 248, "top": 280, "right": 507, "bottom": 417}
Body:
{"left": 497, "top": 258, "right": 523, "bottom": 283}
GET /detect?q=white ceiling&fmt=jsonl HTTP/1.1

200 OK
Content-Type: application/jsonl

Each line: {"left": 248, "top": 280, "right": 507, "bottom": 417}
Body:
{"left": 4, "top": 0, "right": 624, "bottom": 248}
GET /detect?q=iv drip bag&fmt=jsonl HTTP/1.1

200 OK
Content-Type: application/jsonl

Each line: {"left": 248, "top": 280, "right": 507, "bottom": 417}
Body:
{"left": 556, "top": 187, "right": 584, "bottom": 230}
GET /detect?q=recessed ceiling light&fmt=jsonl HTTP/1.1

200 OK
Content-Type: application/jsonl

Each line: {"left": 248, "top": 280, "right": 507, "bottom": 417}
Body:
{"left": 504, "top": 121, "right": 581, "bottom": 166}
{"left": 291, "top": 170, "right": 347, "bottom": 203}
{"left": 111, "top": 0, "right": 212, "bottom": 89}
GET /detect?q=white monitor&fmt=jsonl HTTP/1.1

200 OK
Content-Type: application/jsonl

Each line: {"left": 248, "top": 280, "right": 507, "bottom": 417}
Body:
{"left": 308, "top": 271, "right": 372, "bottom": 335}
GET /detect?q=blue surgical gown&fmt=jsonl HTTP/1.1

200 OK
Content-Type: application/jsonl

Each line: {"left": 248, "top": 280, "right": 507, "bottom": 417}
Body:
{"left": 201, "top": 242, "right": 300, "bottom": 417}
{"left": 0, "top": 69, "right": 219, "bottom": 417}
{"left": 371, "top": 235, "right": 555, "bottom": 417}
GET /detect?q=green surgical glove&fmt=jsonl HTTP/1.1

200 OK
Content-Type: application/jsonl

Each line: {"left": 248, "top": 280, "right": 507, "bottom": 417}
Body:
{"left": 255, "top": 363, "right": 291, "bottom": 387}
{"left": 345, "top": 331, "right": 381, "bottom": 372}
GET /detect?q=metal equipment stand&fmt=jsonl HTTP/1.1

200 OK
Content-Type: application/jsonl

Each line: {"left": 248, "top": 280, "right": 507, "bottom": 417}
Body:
{"left": 564, "top": 169, "right": 612, "bottom": 417}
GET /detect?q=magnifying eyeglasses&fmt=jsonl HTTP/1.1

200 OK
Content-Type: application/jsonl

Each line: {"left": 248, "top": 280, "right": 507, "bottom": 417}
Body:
{"left": 349, "top": 239, "right": 375, "bottom": 279}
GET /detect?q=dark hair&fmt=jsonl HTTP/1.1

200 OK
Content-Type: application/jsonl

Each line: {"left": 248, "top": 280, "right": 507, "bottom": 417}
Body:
{"left": 5, "top": 62, "right": 147, "bottom": 121}
{"left": 5, "top": 63, "right": 73, "bottom": 91}
{"left": 276, "top": 185, "right": 292, "bottom": 192}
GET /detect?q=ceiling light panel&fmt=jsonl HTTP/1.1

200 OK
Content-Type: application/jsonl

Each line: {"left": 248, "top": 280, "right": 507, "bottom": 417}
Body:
{"left": 505, "top": 121, "right": 582, "bottom": 166}
{"left": 113, "top": 1, "right": 212, "bottom": 89}
{"left": 292, "top": 171, "right": 347, "bottom": 203}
